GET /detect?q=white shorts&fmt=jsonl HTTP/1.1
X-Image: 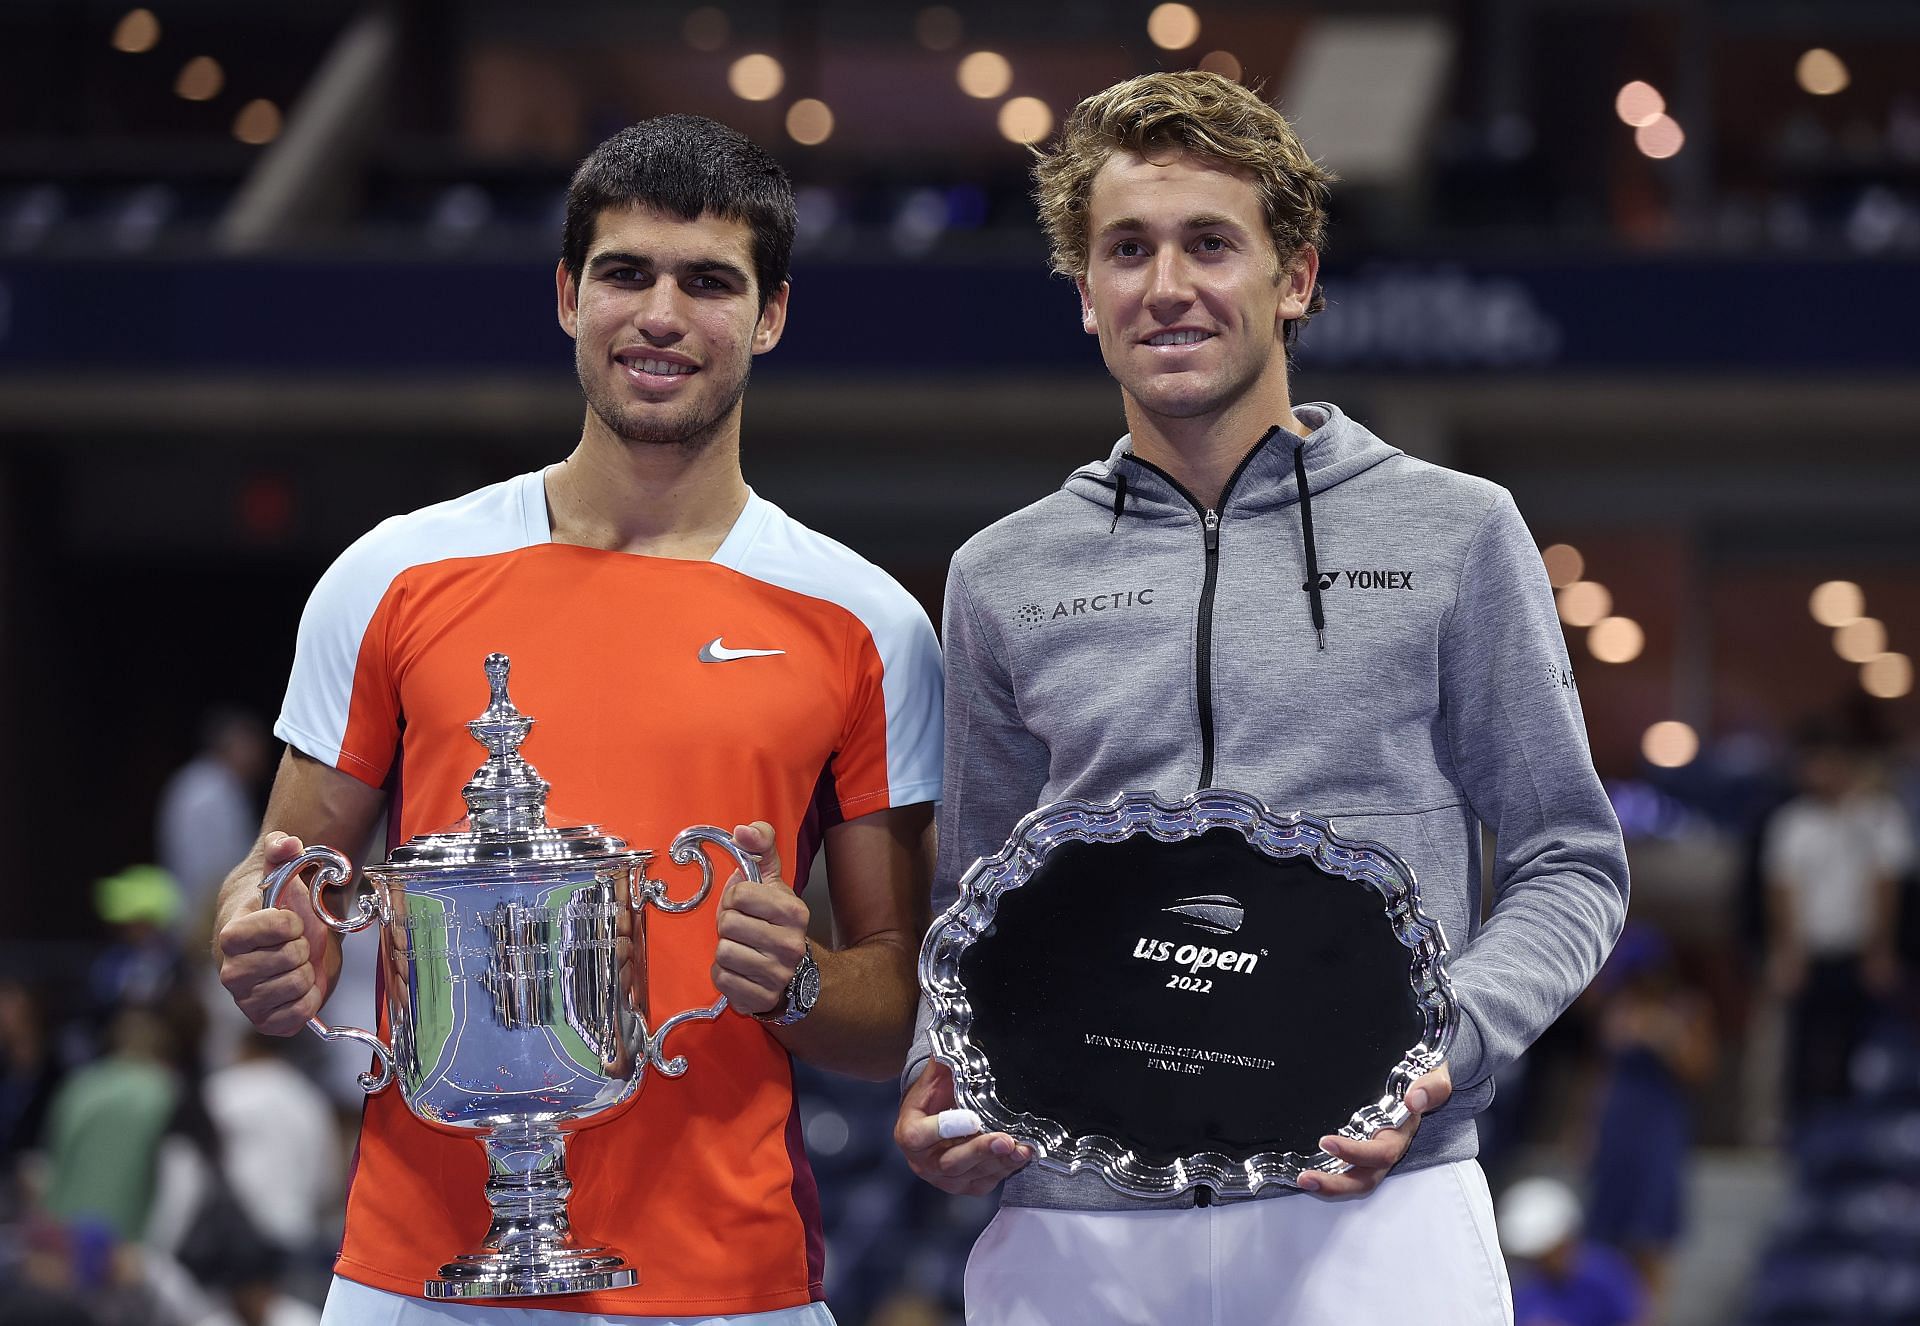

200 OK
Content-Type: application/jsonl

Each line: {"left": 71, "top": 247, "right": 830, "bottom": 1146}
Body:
{"left": 319, "top": 1277, "right": 838, "bottom": 1326}
{"left": 963, "top": 1160, "right": 1512, "bottom": 1326}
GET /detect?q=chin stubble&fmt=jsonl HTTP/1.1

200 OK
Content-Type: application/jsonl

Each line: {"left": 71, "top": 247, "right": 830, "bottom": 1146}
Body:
{"left": 578, "top": 349, "right": 753, "bottom": 452}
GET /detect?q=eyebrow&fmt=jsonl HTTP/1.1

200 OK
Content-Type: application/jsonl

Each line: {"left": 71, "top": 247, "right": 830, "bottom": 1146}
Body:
{"left": 1097, "top": 213, "right": 1248, "bottom": 238}
{"left": 587, "top": 251, "right": 752, "bottom": 286}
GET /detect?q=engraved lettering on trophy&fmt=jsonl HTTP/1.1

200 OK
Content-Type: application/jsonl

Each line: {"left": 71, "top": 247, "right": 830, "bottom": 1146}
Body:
{"left": 1083, "top": 1032, "right": 1277, "bottom": 1074}
{"left": 1148, "top": 1058, "right": 1205, "bottom": 1075}
{"left": 481, "top": 900, "right": 558, "bottom": 1029}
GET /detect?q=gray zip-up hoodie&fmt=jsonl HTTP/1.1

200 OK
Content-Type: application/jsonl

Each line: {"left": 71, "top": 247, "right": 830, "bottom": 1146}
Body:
{"left": 906, "top": 401, "right": 1628, "bottom": 1210}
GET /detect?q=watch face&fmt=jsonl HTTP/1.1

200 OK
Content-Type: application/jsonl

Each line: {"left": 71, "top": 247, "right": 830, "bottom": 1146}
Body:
{"left": 795, "top": 957, "right": 822, "bottom": 1010}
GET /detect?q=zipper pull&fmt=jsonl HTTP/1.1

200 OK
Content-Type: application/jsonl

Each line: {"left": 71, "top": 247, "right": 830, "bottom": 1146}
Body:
{"left": 1202, "top": 509, "right": 1220, "bottom": 552}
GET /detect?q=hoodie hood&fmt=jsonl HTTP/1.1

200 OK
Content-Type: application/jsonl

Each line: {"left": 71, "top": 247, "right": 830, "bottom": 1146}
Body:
{"left": 1063, "top": 401, "right": 1402, "bottom": 521}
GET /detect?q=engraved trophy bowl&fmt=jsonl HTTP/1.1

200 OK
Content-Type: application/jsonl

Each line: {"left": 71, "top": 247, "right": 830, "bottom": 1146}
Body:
{"left": 260, "top": 652, "right": 759, "bottom": 1300}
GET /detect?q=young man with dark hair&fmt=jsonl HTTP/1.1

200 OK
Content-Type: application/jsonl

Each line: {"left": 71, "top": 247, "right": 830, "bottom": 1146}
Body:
{"left": 214, "top": 114, "right": 942, "bottom": 1325}
{"left": 894, "top": 71, "right": 1627, "bottom": 1324}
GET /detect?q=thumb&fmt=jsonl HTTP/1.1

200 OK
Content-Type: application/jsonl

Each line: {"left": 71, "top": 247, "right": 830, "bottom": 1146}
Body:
{"left": 904, "top": 1058, "right": 957, "bottom": 1113}
{"left": 1407, "top": 1063, "right": 1453, "bottom": 1114}
{"left": 732, "top": 821, "right": 784, "bottom": 885}
{"left": 262, "top": 832, "right": 307, "bottom": 867}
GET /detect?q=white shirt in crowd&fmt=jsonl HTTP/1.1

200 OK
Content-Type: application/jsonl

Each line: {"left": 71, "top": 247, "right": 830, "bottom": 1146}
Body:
{"left": 205, "top": 1055, "right": 342, "bottom": 1251}
{"left": 1765, "top": 792, "right": 1916, "bottom": 956}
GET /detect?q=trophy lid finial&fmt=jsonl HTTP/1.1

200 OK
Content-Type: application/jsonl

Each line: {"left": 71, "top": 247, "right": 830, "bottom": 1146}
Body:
{"left": 461, "top": 652, "right": 549, "bottom": 833}
{"left": 381, "top": 651, "right": 638, "bottom": 868}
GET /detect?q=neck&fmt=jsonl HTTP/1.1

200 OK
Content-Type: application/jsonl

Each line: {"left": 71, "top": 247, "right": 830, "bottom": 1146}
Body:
{"left": 546, "top": 410, "right": 750, "bottom": 558}
{"left": 1122, "top": 362, "right": 1308, "bottom": 509}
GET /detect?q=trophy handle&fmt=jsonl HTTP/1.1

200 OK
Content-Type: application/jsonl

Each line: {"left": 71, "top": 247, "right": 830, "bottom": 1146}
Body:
{"left": 260, "top": 845, "right": 397, "bottom": 1093}
{"left": 645, "top": 824, "right": 763, "bottom": 912}
{"left": 627, "top": 825, "right": 765, "bottom": 1076}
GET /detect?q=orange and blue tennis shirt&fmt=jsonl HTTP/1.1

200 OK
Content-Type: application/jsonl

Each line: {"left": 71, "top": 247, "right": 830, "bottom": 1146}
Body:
{"left": 275, "top": 470, "right": 943, "bottom": 1315}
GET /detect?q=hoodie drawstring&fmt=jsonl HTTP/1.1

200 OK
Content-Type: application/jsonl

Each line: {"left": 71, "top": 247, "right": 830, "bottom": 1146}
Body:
{"left": 1108, "top": 470, "right": 1129, "bottom": 533}
{"left": 1294, "top": 442, "right": 1327, "bottom": 651}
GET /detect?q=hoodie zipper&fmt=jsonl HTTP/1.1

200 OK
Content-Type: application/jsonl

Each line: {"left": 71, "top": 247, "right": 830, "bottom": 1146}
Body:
{"left": 1196, "top": 508, "right": 1221, "bottom": 787}
{"left": 1123, "top": 427, "right": 1279, "bottom": 791}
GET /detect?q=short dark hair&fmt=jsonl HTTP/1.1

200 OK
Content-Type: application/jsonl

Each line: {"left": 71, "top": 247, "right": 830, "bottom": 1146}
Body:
{"left": 562, "top": 115, "right": 795, "bottom": 307}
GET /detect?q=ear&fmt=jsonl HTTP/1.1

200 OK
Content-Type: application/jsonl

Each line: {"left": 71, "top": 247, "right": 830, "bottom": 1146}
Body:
{"left": 751, "top": 280, "right": 791, "bottom": 356}
{"left": 556, "top": 260, "right": 580, "bottom": 339}
{"left": 1076, "top": 275, "right": 1098, "bottom": 337}
{"left": 1278, "top": 245, "right": 1319, "bottom": 325}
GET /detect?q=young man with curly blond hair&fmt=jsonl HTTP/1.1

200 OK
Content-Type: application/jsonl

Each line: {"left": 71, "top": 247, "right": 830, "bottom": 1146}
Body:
{"left": 893, "top": 71, "right": 1627, "bottom": 1324}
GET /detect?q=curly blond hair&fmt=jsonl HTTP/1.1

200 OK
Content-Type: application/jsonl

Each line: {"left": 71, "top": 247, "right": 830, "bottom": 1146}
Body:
{"left": 1033, "top": 71, "right": 1334, "bottom": 341}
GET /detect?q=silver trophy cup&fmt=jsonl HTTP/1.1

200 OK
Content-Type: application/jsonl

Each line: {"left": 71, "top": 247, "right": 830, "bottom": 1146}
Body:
{"left": 261, "top": 653, "right": 757, "bottom": 1299}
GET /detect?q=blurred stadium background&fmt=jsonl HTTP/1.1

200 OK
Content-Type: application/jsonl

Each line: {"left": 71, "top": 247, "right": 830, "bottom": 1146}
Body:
{"left": 2, "top": 1, "right": 1918, "bottom": 1323}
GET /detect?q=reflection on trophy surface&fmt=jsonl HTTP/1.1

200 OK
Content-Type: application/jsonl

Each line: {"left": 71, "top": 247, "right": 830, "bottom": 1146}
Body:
{"left": 261, "top": 652, "right": 757, "bottom": 1299}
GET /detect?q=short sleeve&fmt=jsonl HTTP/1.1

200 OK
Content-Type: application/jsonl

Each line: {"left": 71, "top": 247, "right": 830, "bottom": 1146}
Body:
{"left": 828, "top": 590, "right": 944, "bottom": 819}
{"left": 275, "top": 536, "right": 406, "bottom": 788}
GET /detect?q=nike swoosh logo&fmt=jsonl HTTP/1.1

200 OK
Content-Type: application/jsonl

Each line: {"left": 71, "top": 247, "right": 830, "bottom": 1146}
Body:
{"left": 698, "top": 637, "right": 786, "bottom": 663}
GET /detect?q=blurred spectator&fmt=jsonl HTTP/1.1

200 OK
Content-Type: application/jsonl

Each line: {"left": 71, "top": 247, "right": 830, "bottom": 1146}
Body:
{"left": 1763, "top": 725, "right": 1915, "bottom": 1118}
{"left": 204, "top": 1033, "right": 341, "bottom": 1259}
{"left": 89, "top": 865, "right": 186, "bottom": 1021}
{"left": 1584, "top": 927, "right": 1715, "bottom": 1317}
{"left": 0, "top": 979, "right": 59, "bottom": 1187}
{"left": 39, "top": 1005, "right": 180, "bottom": 1241}
{"left": 186, "top": 1237, "right": 322, "bottom": 1326}
{"left": 156, "top": 708, "right": 269, "bottom": 939}
{"left": 1501, "top": 1175, "right": 1645, "bottom": 1326}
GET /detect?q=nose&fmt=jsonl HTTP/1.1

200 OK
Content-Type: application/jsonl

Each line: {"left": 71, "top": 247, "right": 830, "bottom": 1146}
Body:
{"left": 631, "top": 282, "right": 688, "bottom": 343}
{"left": 1145, "top": 248, "right": 1194, "bottom": 318}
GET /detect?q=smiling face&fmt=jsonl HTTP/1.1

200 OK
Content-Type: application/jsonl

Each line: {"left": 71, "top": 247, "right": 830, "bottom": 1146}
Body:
{"left": 557, "top": 202, "right": 788, "bottom": 451}
{"left": 1076, "top": 149, "right": 1315, "bottom": 432}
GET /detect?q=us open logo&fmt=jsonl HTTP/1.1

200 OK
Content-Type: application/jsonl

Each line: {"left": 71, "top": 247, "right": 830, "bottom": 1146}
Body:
{"left": 1132, "top": 894, "right": 1262, "bottom": 988}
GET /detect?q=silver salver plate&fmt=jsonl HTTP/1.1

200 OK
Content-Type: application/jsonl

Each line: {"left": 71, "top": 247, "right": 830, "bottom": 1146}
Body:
{"left": 920, "top": 788, "right": 1458, "bottom": 1198}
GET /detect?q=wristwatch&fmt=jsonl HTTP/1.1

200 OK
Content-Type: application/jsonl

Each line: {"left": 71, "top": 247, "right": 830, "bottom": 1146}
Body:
{"left": 754, "top": 940, "right": 820, "bottom": 1026}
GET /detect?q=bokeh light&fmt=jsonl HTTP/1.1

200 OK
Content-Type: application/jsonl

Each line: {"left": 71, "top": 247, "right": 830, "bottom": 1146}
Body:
{"left": 1862, "top": 652, "right": 1914, "bottom": 700}
{"left": 1589, "top": 616, "right": 1645, "bottom": 664}
{"left": 1835, "top": 617, "right": 1887, "bottom": 663}
{"left": 175, "top": 55, "right": 223, "bottom": 102}
{"left": 1614, "top": 81, "right": 1665, "bottom": 127}
{"left": 727, "top": 53, "right": 784, "bottom": 102}
{"left": 1634, "top": 115, "right": 1685, "bottom": 159}
{"left": 1541, "top": 543, "right": 1585, "bottom": 589}
{"left": 957, "top": 51, "right": 1012, "bottom": 99}
{"left": 111, "top": 9, "right": 160, "bottom": 54}
{"left": 998, "top": 96, "right": 1054, "bottom": 145}
{"left": 1797, "top": 48, "right": 1850, "bottom": 96}
{"left": 233, "top": 99, "right": 282, "bottom": 145}
{"left": 1197, "top": 50, "right": 1243, "bottom": 82}
{"left": 786, "top": 99, "right": 834, "bottom": 147}
{"left": 1810, "top": 580, "right": 1865, "bottom": 627}
{"left": 1557, "top": 581, "right": 1612, "bottom": 628}
{"left": 1147, "top": 3, "right": 1201, "bottom": 51}
{"left": 1642, "top": 721, "right": 1699, "bottom": 768}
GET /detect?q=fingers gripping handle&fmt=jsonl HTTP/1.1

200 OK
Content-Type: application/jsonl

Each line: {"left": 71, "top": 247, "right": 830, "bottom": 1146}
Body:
{"left": 629, "top": 826, "right": 764, "bottom": 1075}
{"left": 259, "top": 846, "right": 396, "bottom": 1093}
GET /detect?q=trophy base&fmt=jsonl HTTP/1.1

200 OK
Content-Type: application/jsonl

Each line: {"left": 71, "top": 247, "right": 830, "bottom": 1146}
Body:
{"left": 424, "top": 1249, "right": 638, "bottom": 1300}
